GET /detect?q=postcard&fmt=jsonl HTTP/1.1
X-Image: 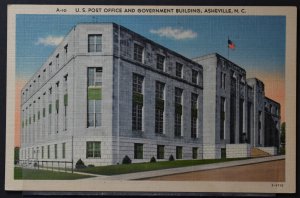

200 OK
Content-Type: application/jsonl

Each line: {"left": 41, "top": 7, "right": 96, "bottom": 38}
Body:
{"left": 5, "top": 5, "right": 296, "bottom": 193}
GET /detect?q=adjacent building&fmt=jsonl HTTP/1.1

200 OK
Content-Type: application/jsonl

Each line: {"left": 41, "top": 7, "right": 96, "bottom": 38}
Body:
{"left": 19, "top": 23, "right": 280, "bottom": 166}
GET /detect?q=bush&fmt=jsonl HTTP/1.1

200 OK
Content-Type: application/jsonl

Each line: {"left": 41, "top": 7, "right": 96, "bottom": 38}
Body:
{"left": 122, "top": 155, "right": 132, "bottom": 164}
{"left": 150, "top": 156, "right": 156, "bottom": 163}
{"left": 75, "top": 158, "right": 86, "bottom": 169}
{"left": 87, "top": 164, "right": 95, "bottom": 168}
{"left": 169, "top": 155, "right": 175, "bottom": 161}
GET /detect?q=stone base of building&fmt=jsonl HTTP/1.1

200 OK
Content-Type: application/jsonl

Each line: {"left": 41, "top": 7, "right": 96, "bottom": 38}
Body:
{"left": 226, "top": 144, "right": 251, "bottom": 158}
{"left": 202, "top": 144, "right": 221, "bottom": 159}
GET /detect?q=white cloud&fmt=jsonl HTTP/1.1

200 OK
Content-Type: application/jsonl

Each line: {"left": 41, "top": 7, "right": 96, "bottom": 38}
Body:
{"left": 150, "top": 27, "right": 197, "bottom": 40}
{"left": 35, "top": 35, "right": 64, "bottom": 46}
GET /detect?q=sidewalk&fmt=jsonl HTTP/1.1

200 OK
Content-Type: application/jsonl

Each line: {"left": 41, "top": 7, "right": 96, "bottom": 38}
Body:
{"left": 81, "top": 155, "right": 285, "bottom": 180}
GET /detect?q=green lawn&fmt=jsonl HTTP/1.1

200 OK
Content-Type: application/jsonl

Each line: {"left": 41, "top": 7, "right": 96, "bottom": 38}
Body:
{"left": 14, "top": 167, "right": 93, "bottom": 180}
{"left": 76, "top": 158, "right": 246, "bottom": 175}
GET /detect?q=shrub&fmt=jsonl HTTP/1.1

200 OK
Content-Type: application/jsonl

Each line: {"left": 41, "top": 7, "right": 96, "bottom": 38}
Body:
{"left": 122, "top": 155, "right": 132, "bottom": 164}
{"left": 87, "top": 164, "right": 95, "bottom": 168}
{"left": 169, "top": 155, "right": 175, "bottom": 161}
{"left": 75, "top": 158, "right": 86, "bottom": 169}
{"left": 150, "top": 156, "right": 156, "bottom": 163}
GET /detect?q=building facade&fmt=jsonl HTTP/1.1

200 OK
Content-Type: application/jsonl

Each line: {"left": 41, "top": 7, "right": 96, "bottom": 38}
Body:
{"left": 19, "top": 23, "right": 280, "bottom": 166}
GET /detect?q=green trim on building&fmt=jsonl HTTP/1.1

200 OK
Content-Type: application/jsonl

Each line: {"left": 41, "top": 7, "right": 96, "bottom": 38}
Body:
{"left": 133, "top": 92, "right": 143, "bottom": 105}
{"left": 88, "top": 87, "right": 102, "bottom": 100}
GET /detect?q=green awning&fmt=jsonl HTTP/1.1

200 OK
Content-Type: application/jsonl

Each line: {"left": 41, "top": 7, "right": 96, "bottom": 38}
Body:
{"left": 64, "top": 94, "right": 68, "bottom": 106}
{"left": 49, "top": 104, "right": 52, "bottom": 114}
{"left": 88, "top": 87, "right": 102, "bottom": 100}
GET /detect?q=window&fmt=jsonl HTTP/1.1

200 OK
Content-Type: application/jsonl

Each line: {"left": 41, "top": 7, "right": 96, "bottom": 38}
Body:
{"left": 64, "top": 75, "right": 68, "bottom": 131}
{"left": 42, "top": 146, "right": 44, "bottom": 159}
{"left": 192, "top": 147, "right": 198, "bottom": 159}
{"left": 220, "top": 97, "right": 226, "bottom": 140}
{"left": 56, "top": 54, "right": 59, "bottom": 68}
{"left": 87, "top": 68, "right": 102, "bottom": 127}
{"left": 132, "top": 73, "right": 144, "bottom": 131}
{"left": 191, "top": 93, "right": 198, "bottom": 139}
{"left": 157, "top": 145, "right": 164, "bottom": 159}
{"left": 175, "top": 88, "right": 183, "bottom": 137}
{"left": 47, "top": 145, "right": 50, "bottom": 159}
{"left": 221, "top": 72, "right": 226, "bottom": 89}
{"left": 155, "top": 81, "right": 164, "bottom": 100}
{"left": 175, "top": 88, "right": 183, "bottom": 104}
{"left": 155, "top": 81, "right": 165, "bottom": 134}
{"left": 134, "top": 143, "right": 143, "bottom": 159}
{"left": 192, "top": 69, "right": 198, "bottom": 84}
{"left": 157, "top": 54, "right": 165, "bottom": 71}
{"left": 176, "top": 146, "right": 183, "bottom": 159}
{"left": 54, "top": 144, "right": 57, "bottom": 159}
{"left": 133, "top": 43, "right": 144, "bottom": 63}
{"left": 62, "top": 143, "right": 66, "bottom": 159}
{"left": 176, "top": 62, "right": 183, "bottom": 78}
{"left": 55, "top": 82, "right": 60, "bottom": 133}
{"left": 88, "top": 34, "right": 102, "bottom": 52}
{"left": 86, "top": 141, "right": 101, "bottom": 158}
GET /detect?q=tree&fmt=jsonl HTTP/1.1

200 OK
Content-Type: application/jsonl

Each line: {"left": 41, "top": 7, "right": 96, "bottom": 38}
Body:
{"left": 14, "top": 147, "right": 20, "bottom": 164}
{"left": 280, "top": 122, "right": 286, "bottom": 154}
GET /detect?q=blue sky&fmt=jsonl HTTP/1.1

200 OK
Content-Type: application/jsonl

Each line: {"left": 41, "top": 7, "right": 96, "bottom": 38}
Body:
{"left": 16, "top": 14, "right": 285, "bottom": 80}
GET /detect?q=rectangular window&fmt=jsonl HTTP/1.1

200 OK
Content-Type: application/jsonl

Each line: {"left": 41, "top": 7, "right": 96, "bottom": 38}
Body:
{"left": 191, "top": 116, "right": 197, "bottom": 138}
{"left": 176, "top": 62, "right": 183, "bottom": 78}
{"left": 191, "top": 93, "right": 198, "bottom": 109}
{"left": 192, "top": 147, "right": 198, "bottom": 159}
{"left": 155, "top": 81, "right": 165, "bottom": 134}
{"left": 176, "top": 146, "right": 183, "bottom": 159}
{"left": 86, "top": 141, "right": 101, "bottom": 158}
{"left": 156, "top": 54, "right": 165, "bottom": 71}
{"left": 47, "top": 145, "right": 50, "bottom": 159}
{"left": 220, "top": 97, "right": 226, "bottom": 140}
{"left": 62, "top": 143, "right": 66, "bottom": 159}
{"left": 87, "top": 68, "right": 102, "bottom": 127}
{"left": 155, "top": 108, "right": 164, "bottom": 134}
{"left": 192, "top": 69, "right": 198, "bottom": 84}
{"left": 175, "top": 87, "right": 183, "bottom": 137}
{"left": 64, "top": 75, "right": 68, "bottom": 131}
{"left": 54, "top": 144, "right": 57, "bottom": 159}
{"left": 134, "top": 143, "right": 143, "bottom": 159}
{"left": 88, "top": 34, "right": 102, "bottom": 52}
{"left": 132, "top": 73, "right": 144, "bottom": 131}
{"left": 175, "top": 87, "right": 183, "bottom": 104}
{"left": 42, "top": 146, "right": 44, "bottom": 159}
{"left": 157, "top": 145, "right": 164, "bottom": 159}
{"left": 133, "top": 43, "right": 144, "bottom": 63}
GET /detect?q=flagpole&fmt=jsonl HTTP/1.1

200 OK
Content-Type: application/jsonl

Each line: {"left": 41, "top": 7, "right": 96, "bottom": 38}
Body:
{"left": 227, "top": 36, "right": 229, "bottom": 59}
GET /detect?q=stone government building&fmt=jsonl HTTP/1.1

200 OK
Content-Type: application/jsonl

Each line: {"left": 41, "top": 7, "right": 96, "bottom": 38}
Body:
{"left": 19, "top": 23, "right": 281, "bottom": 166}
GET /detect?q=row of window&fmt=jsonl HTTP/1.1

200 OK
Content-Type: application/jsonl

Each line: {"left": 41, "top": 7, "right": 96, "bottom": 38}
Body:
{"left": 22, "top": 143, "right": 66, "bottom": 160}
{"left": 133, "top": 43, "right": 202, "bottom": 85}
{"left": 132, "top": 73, "right": 199, "bottom": 138}
{"left": 134, "top": 143, "right": 199, "bottom": 160}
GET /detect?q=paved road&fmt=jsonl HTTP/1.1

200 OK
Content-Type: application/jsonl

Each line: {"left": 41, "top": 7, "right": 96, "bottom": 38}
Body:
{"left": 146, "top": 159, "right": 285, "bottom": 182}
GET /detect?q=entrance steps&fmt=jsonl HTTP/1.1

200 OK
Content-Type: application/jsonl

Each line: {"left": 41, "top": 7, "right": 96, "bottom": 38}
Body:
{"left": 250, "top": 147, "right": 271, "bottom": 158}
